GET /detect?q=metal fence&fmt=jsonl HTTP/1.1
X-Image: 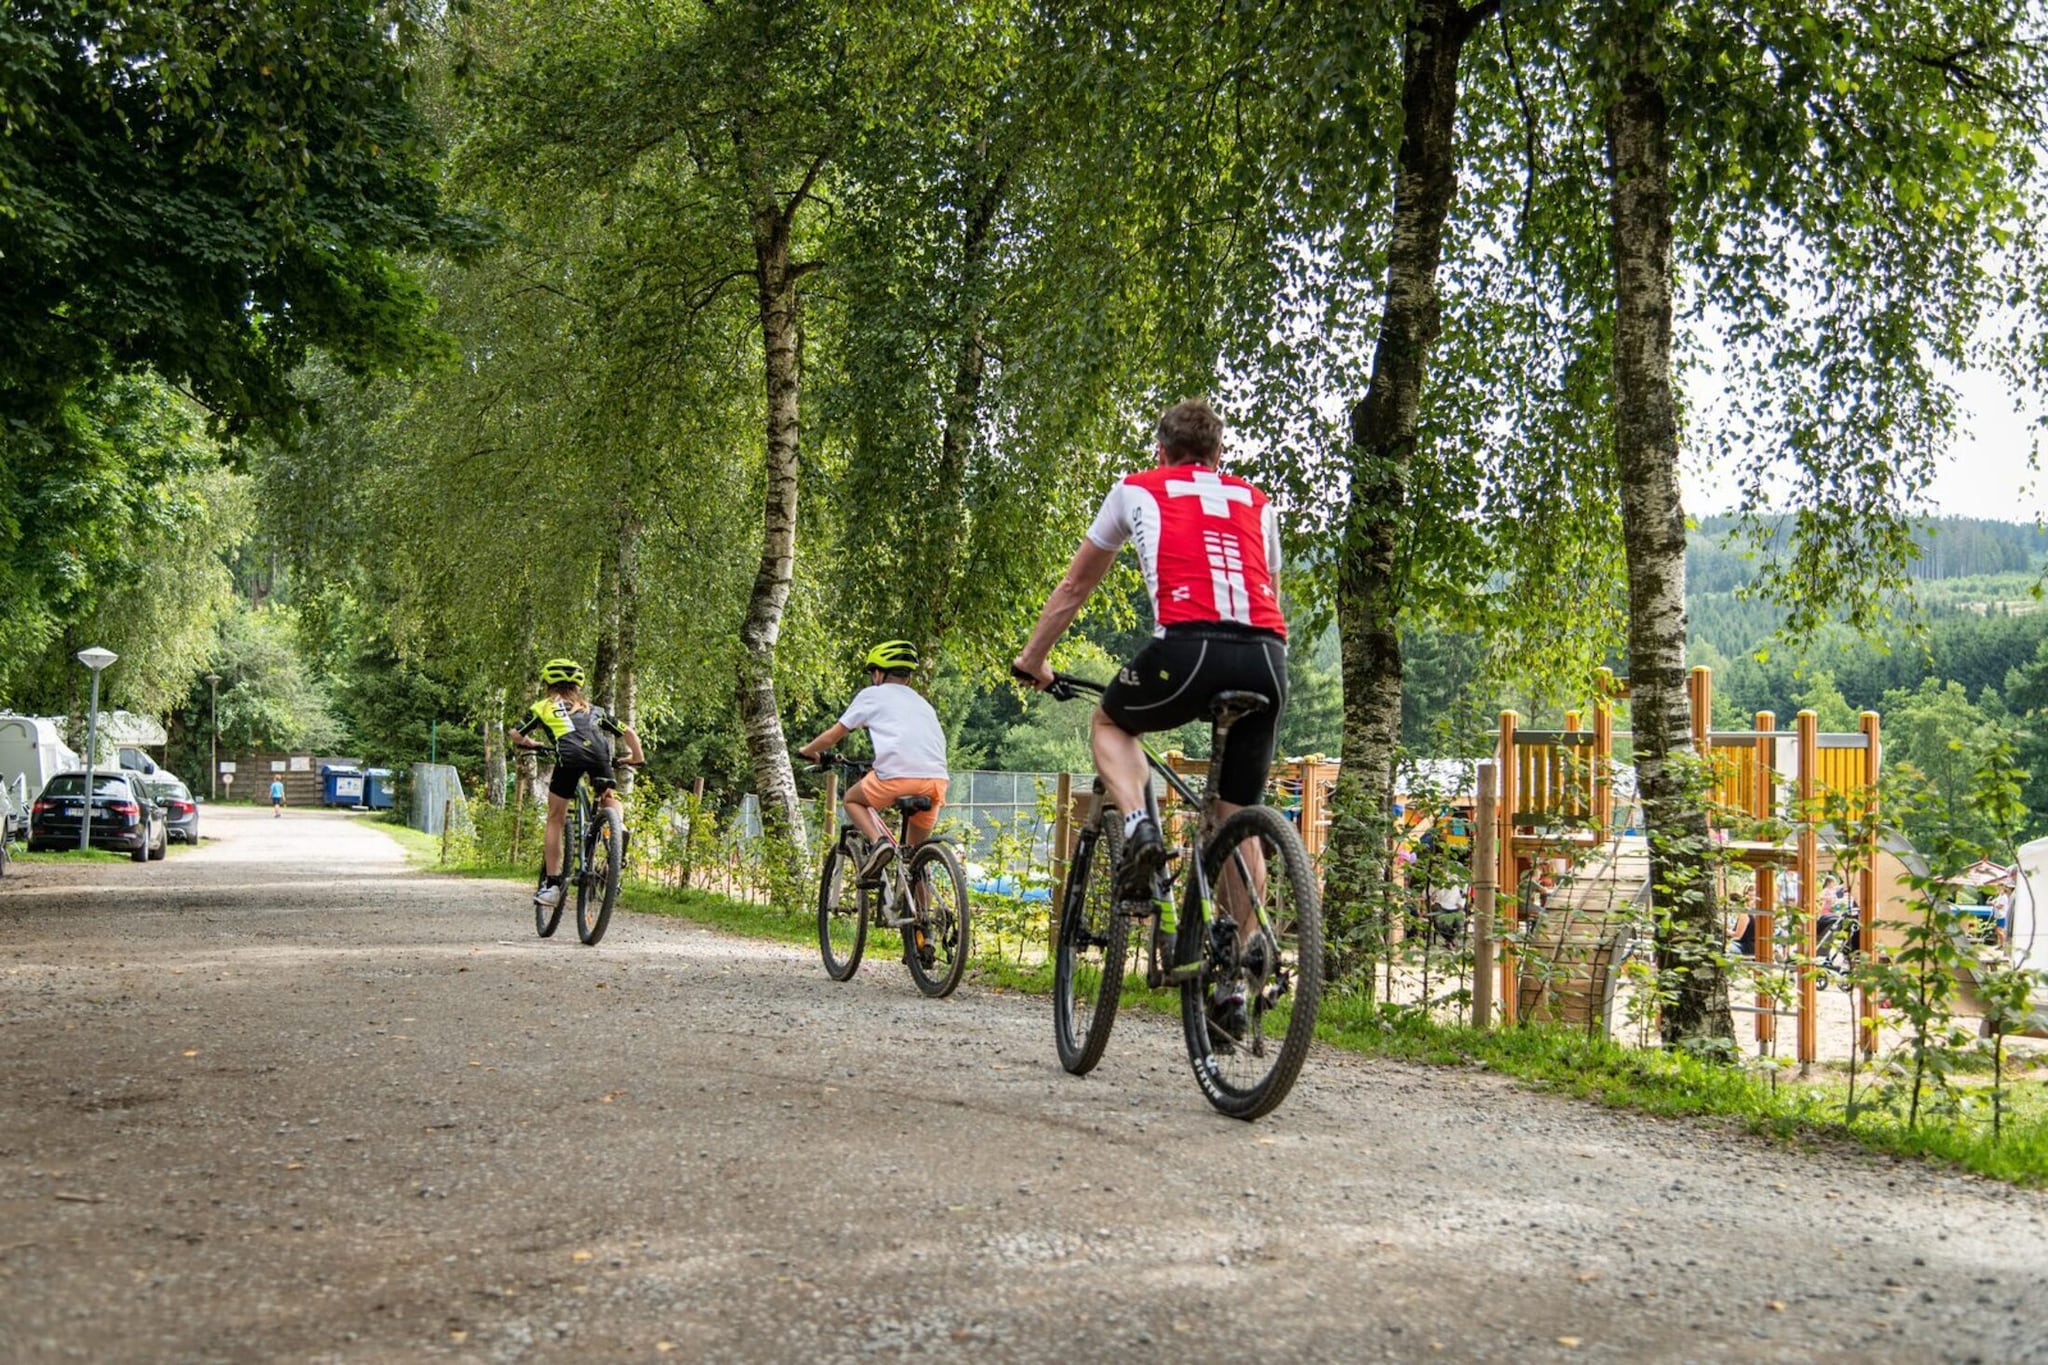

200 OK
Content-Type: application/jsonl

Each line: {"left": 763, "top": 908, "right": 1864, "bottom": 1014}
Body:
{"left": 409, "top": 762, "right": 469, "bottom": 837}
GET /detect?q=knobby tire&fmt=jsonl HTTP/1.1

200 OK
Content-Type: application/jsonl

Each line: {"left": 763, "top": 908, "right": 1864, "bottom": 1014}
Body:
{"left": 576, "top": 803, "right": 623, "bottom": 945}
{"left": 817, "top": 832, "right": 868, "bottom": 980}
{"left": 1053, "top": 811, "right": 1130, "bottom": 1075}
{"left": 903, "top": 842, "right": 971, "bottom": 998}
{"left": 1180, "top": 803, "right": 1323, "bottom": 1121}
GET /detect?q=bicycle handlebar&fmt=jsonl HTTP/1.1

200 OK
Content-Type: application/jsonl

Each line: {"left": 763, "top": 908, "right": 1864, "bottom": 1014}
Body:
{"left": 1011, "top": 665, "right": 1106, "bottom": 703}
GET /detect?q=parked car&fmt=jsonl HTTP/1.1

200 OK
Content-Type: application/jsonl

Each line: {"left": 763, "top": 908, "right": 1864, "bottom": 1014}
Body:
{"left": 29, "top": 770, "right": 168, "bottom": 861}
{"left": 142, "top": 775, "right": 200, "bottom": 845}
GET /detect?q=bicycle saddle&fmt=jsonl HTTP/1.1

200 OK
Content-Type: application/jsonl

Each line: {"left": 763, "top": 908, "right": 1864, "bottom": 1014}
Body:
{"left": 1210, "top": 690, "right": 1272, "bottom": 723}
{"left": 893, "top": 795, "right": 935, "bottom": 814}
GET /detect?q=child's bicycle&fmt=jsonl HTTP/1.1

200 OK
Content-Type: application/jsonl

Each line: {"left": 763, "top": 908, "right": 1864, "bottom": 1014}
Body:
{"left": 1026, "top": 669, "right": 1323, "bottom": 1121}
{"left": 809, "top": 753, "right": 972, "bottom": 997}
{"left": 517, "top": 744, "right": 639, "bottom": 947}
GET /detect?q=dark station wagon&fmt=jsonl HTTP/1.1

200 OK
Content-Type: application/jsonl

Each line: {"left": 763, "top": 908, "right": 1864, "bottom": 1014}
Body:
{"left": 29, "top": 770, "right": 168, "bottom": 861}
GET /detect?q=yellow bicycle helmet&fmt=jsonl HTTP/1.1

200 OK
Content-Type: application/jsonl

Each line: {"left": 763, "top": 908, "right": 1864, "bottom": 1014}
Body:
{"left": 863, "top": 639, "right": 919, "bottom": 673}
{"left": 540, "top": 657, "right": 586, "bottom": 687}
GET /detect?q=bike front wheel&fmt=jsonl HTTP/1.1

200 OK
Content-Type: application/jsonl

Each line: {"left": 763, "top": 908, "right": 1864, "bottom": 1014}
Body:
{"left": 576, "top": 805, "right": 624, "bottom": 945}
{"left": 817, "top": 833, "right": 868, "bottom": 980}
{"left": 1181, "top": 803, "right": 1323, "bottom": 1121}
{"left": 1053, "top": 812, "right": 1130, "bottom": 1075}
{"left": 904, "top": 842, "right": 970, "bottom": 998}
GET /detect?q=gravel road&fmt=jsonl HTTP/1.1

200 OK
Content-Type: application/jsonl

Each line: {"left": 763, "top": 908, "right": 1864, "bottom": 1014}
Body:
{"left": 2, "top": 806, "right": 2044, "bottom": 1363}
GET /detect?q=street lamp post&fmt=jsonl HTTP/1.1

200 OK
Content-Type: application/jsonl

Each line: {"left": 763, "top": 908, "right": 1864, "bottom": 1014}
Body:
{"left": 204, "top": 673, "right": 222, "bottom": 801}
{"left": 76, "top": 646, "right": 118, "bottom": 852}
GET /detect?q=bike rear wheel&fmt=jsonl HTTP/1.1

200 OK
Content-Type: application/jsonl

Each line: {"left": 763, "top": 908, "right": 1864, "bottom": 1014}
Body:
{"left": 904, "top": 842, "right": 971, "bottom": 997}
{"left": 817, "top": 832, "right": 868, "bottom": 980}
{"left": 1181, "top": 804, "right": 1322, "bottom": 1121}
{"left": 576, "top": 804, "right": 624, "bottom": 945}
{"left": 1053, "top": 812, "right": 1130, "bottom": 1075}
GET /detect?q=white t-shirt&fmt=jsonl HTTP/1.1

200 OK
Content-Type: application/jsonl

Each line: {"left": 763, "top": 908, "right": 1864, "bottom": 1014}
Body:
{"left": 839, "top": 683, "right": 949, "bottom": 781}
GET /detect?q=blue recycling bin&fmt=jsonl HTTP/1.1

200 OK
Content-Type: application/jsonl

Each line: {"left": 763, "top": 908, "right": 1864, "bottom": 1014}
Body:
{"left": 320, "top": 764, "right": 366, "bottom": 808}
{"left": 362, "top": 768, "right": 395, "bottom": 810}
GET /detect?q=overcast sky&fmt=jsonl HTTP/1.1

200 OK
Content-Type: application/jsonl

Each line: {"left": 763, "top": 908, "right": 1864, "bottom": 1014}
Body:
{"left": 1684, "top": 366, "right": 2046, "bottom": 523}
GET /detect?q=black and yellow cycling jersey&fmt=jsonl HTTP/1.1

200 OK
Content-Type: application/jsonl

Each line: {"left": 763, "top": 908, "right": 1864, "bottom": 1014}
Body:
{"left": 516, "top": 697, "right": 622, "bottom": 767}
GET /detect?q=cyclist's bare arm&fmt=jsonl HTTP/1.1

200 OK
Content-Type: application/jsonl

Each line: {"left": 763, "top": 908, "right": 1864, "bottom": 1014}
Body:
{"left": 799, "top": 722, "right": 850, "bottom": 763}
{"left": 1013, "top": 538, "right": 1116, "bottom": 687}
{"left": 615, "top": 722, "right": 647, "bottom": 767}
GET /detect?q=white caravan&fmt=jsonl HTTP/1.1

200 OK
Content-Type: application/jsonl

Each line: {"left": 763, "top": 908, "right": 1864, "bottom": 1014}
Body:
{"left": 0, "top": 714, "right": 82, "bottom": 811}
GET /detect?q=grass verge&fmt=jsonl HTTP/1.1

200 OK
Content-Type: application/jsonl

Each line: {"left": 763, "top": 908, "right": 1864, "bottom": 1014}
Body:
{"left": 370, "top": 821, "right": 2048, "bottom": 1186}
{"left": 9, "top": 845, "right": 138, "bottom": 865}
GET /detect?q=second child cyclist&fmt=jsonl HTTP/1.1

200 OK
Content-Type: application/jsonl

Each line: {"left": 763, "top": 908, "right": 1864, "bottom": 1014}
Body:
{"left": 513, "top": 658, "right": 645, "bottom": 912}
{"left": 798, "top": 640, "right": 950, "bottom": 880}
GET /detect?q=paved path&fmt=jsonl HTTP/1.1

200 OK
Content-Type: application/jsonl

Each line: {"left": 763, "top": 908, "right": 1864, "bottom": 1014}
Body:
{"left": 1, "top": 807, "right": 2043, "bottom": 1362}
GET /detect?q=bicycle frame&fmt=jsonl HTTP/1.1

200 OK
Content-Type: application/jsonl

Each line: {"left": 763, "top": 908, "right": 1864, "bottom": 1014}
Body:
{"left": 828, "top": 758, "right": 953, "bottom": 925}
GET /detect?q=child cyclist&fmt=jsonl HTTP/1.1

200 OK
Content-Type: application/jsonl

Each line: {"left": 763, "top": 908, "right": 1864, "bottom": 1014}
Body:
{"left": 511, "top": 658, "right": 645, "bottom": 911}
{"left": 797, "top": 640, "right": 949, "bottom": 879}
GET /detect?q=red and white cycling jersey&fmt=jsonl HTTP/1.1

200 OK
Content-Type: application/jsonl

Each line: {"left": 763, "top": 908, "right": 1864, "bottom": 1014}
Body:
{"left": 1085, "top": 464, "right": 1286, "bottom": 637}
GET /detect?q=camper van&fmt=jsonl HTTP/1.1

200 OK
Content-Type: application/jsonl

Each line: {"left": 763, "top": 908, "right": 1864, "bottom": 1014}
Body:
{"left": 0, "top": 714, "right": 82, "bottom": 821}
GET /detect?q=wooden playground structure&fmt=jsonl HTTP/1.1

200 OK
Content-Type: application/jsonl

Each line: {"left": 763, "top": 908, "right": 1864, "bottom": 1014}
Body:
{"left": 1494, "top": 666, "right": 1882, "bottom": 1064}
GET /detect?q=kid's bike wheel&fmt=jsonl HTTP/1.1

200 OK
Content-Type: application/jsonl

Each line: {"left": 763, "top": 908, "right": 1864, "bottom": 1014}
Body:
{"left": 1181, "top": 804, "right": 1322, "bottom": 1121}
{"left": 535, "top": 884, "right": 565, "bottom": 938}
{"left": 1053, "top": 812, "right": 1130, "bottom": 1076}
{"left": 576, "top": 805, "right": 624, "bottom": 946}
{"left": 817, "top": 833, "right": 868, "bottom": 980}
{"left": 904, "top": 842, "right": 971, "bottom": 998}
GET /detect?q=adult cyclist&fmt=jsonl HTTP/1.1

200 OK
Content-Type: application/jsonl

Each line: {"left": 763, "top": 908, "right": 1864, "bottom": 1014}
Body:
{"left": 1012, "top": 399, "right": 1287, "bottom": 1031}
{"left": 512, "top": 658, "right": 645, "bottom": 912}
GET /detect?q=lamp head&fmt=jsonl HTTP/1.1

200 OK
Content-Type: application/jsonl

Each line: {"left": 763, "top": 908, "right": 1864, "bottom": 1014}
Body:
{"left": 204, "top": 672, "right": 221, "bottom": 686}
{"left": 76, "top": 646, "right": 117, "bottom": 672}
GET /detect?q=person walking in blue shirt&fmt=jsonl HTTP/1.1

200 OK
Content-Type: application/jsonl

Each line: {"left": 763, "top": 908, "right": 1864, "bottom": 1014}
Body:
{"left": 270, "top": 778, "right": 285, "bottom": 817}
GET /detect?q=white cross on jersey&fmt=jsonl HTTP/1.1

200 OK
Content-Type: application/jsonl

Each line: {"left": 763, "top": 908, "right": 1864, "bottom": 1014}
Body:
{"left": 1164, "top": 468, "right": 1253, "bottom": 517}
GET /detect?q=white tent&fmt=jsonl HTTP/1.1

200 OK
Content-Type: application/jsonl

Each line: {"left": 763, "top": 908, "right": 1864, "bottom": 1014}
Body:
{"left": 2007, "top": 836, "right": 2048, "bottom": 971}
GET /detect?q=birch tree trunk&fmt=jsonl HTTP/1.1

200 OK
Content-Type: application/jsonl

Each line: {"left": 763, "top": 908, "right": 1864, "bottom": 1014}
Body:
{"left": 615, "top": 507, "right": 640, "bottom": 793}
{"left": 736, "top": 153, "right": 808, "bottom": 848}
{"left": 1325, "top": 0, "right": 1495, "bottom": 983}
{"left": 918, "top": 161, "right": 1008, "bottom": 658}
{"left": 1605, "top": 3, "right": 1732, "bottom": 1047}
{"left": 482, "top": 689, "right": 506, "bottom": 807}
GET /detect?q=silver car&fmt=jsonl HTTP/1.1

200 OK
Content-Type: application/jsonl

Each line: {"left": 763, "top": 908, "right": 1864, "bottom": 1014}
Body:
{"left": 142, "top": 776, "right": 200, "bottom": 844}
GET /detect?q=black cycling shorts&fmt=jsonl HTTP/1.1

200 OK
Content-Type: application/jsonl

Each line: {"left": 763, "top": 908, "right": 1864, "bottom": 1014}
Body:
{"left": 1099, "top": 624, "right": 1287, "bottom": 806}
{"left": 548, "top": 752, "right": 616, "bottom": 801}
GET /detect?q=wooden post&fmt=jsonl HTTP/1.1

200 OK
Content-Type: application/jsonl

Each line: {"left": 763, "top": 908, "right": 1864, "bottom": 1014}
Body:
{"left": 691, "top": 776, "right": 706, "bottom": 800}
{"left": 440, "top": 799, "right": 453, "bottom": 865}
{"left": 1753, "top": 710, "right": 1777, "bottom": 1045}
{"left": 1497, "top": 711, "right": 1520, "bottom": 1025}
{"left": 1797, "top": 709, "right": 1820, "bottom": 1067}
{"left": 1296, "top": 756, "right": 1321, "bottom": 862}
{"left": 1593, "top": 668, "right": 1616, "bottom": 835}
{"left": 1050, "top": 772, "right": 1074, "bottom": 955}
{"left": 1473, "top": 761, "right": 1499, "bottom": 1030}
{"left": 1858, "top": 710, "right": 1882, "bottom": 1058}
{"left": 1689, "top": 664, "right": 1712, "bottom": 754}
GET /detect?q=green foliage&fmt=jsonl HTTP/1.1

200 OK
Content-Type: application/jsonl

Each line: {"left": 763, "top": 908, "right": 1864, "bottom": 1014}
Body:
{"left": 0, "top": 0, "right": 480, "bottom": 437}
{"left": 0, "top": 376, "right": 249, "bottom": 715}
{"left": 210, "top": 607, "right": 346, "bottom": 754}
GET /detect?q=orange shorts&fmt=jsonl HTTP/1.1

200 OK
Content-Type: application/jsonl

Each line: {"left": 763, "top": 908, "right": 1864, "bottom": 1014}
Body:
{"left": 846, "top": 775, "right": 948, "bottom": 841}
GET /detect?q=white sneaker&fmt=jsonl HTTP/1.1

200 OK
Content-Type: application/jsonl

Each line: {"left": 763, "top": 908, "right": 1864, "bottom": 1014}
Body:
{"left": 533, "top": 880, "right": 565, "bottom": 909}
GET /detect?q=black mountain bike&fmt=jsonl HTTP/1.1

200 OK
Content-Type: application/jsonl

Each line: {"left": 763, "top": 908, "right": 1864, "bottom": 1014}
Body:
{"left": 810, "top": 754, "right": 972, "bottom": 997}
{"left": 519, "top": 746, "right": 637, "bottom": 947}
{"left": 1030, "top": 670, "right": 1323, "bottom": 1121}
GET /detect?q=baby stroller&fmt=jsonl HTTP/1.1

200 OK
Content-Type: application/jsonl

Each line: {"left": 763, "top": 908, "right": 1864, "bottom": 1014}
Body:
{"left": 1812, "top": 903, "right": 1861, "bottom": 993}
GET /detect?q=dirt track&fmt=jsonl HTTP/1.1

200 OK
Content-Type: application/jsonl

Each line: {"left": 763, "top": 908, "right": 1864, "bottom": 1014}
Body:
{"left": 2, "top": 806, "right": 2044, "bottom": 1363}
